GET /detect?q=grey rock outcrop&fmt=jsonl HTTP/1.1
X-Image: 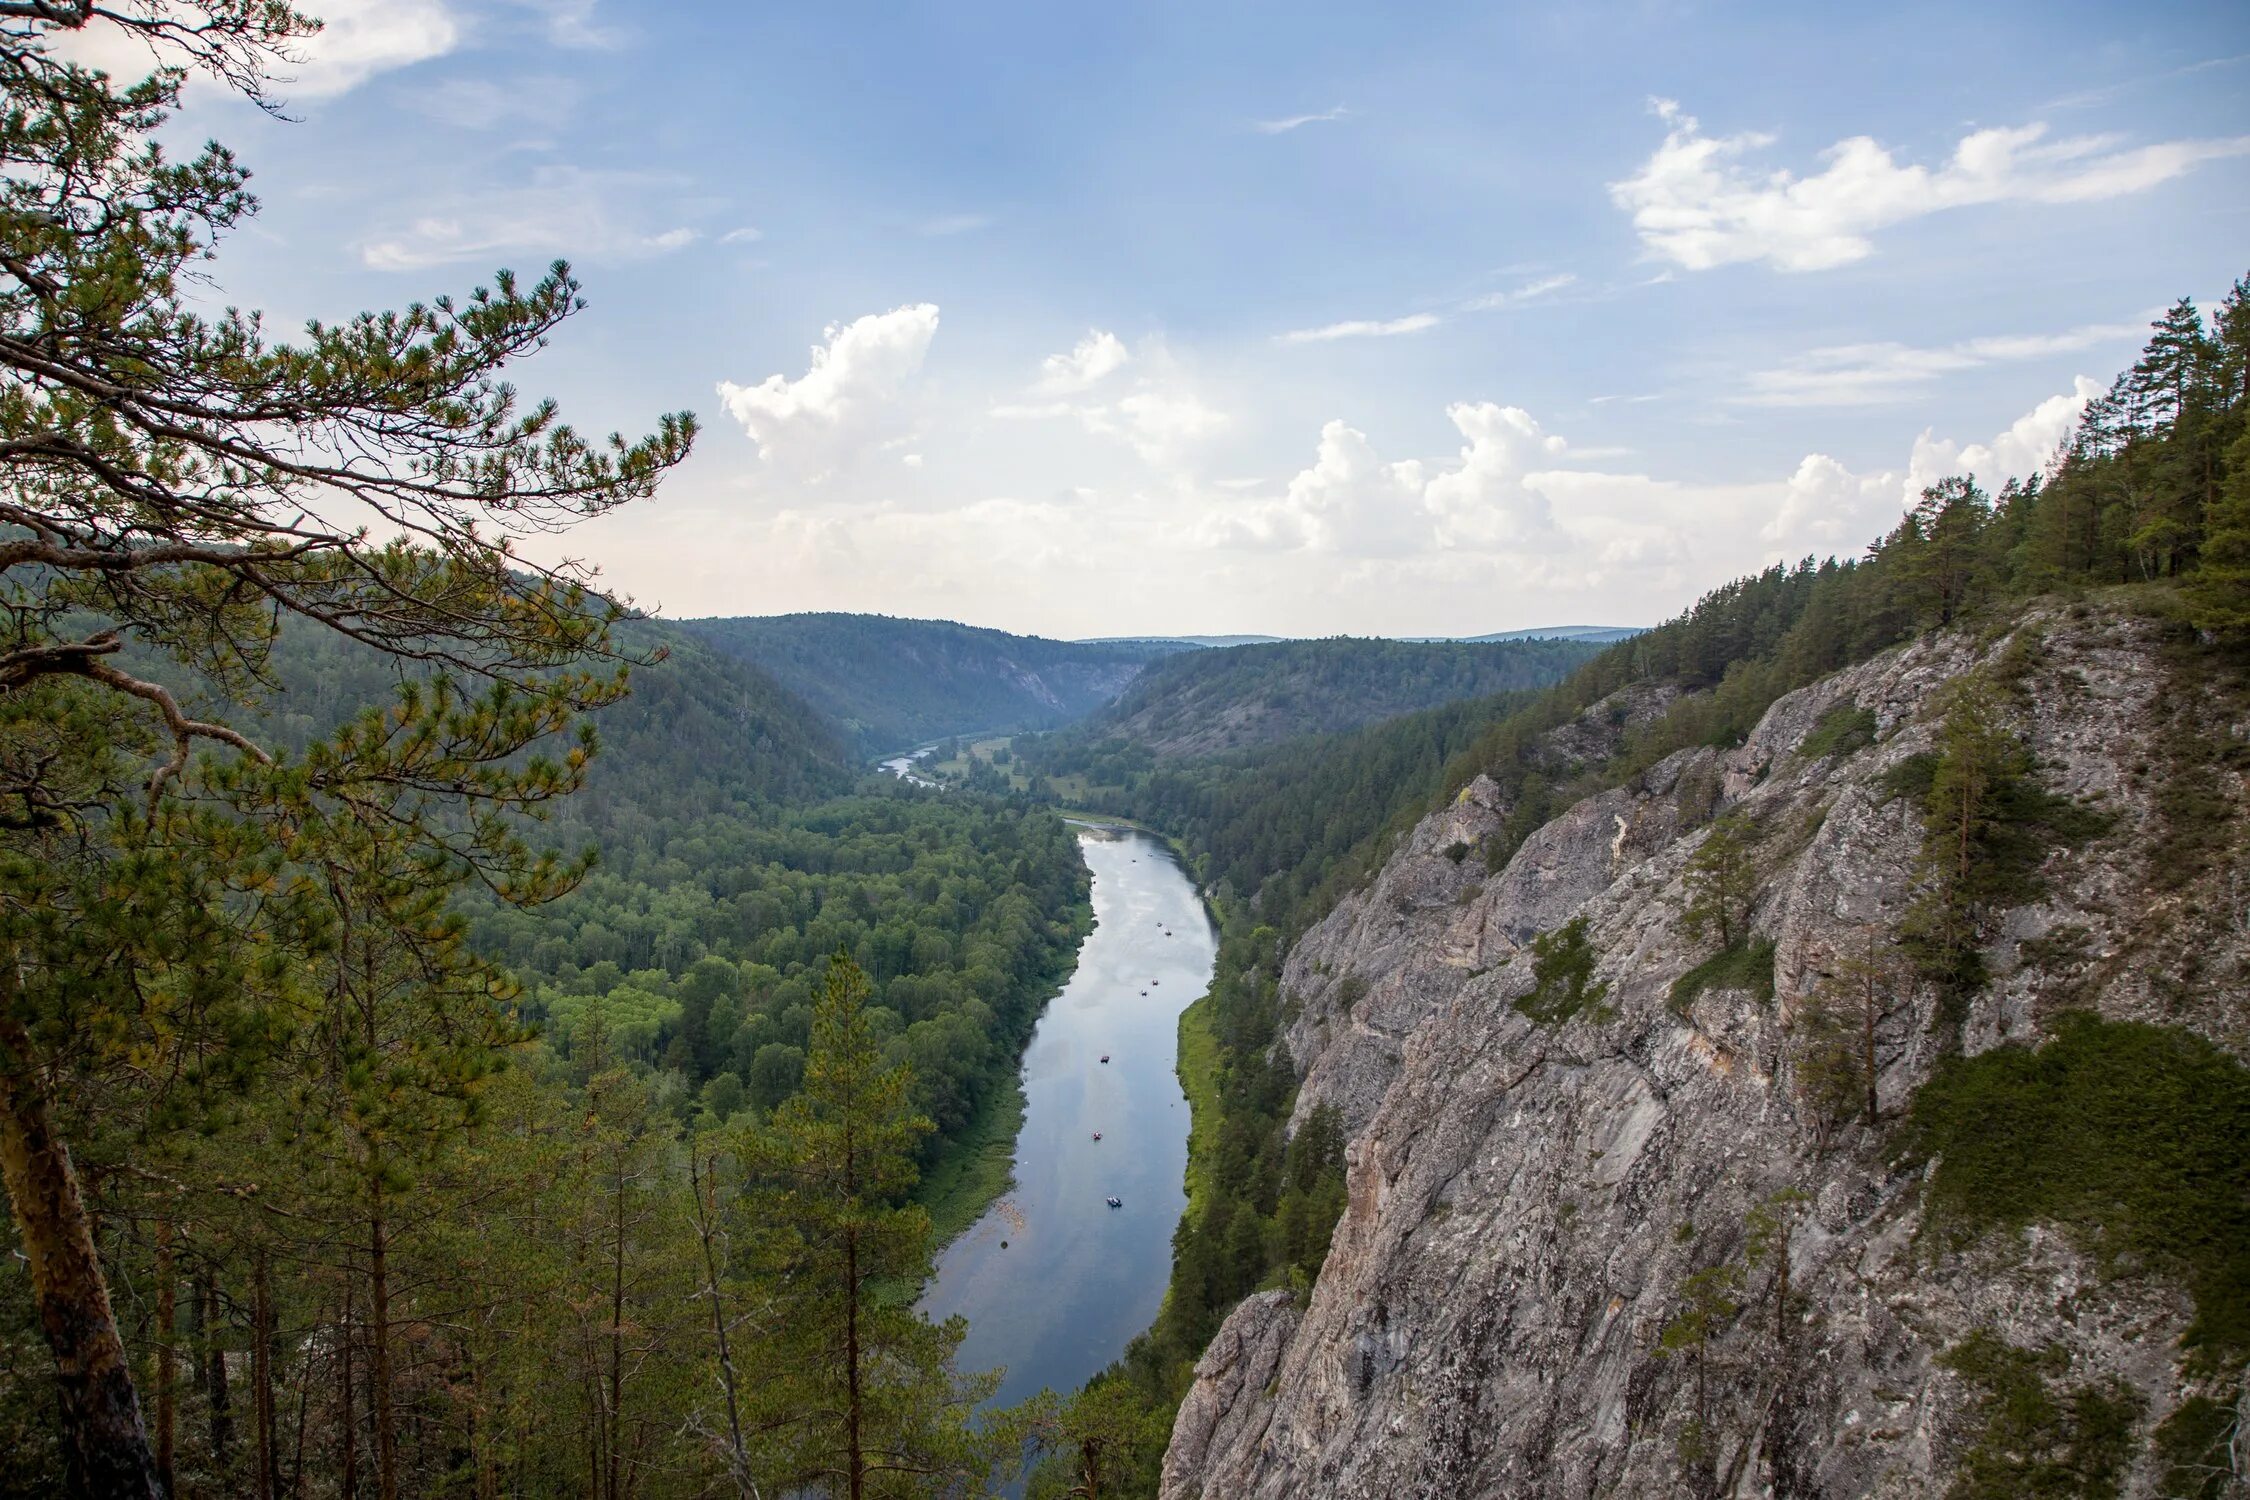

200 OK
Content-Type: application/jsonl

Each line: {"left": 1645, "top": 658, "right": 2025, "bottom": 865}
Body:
{"left": 1164, "top": 608, "right": 2250, "bottom": 1498}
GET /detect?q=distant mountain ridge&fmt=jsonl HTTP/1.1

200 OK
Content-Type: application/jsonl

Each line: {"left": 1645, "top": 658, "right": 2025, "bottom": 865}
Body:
{"left": 676, "top": 612, "right": 1187, "bottom": 756}
{"left": 1082, "top": 626, "right": 1642, "bottom": 649}
{"left": 1063, "top": 636, "right": 1604, "bottom": 759}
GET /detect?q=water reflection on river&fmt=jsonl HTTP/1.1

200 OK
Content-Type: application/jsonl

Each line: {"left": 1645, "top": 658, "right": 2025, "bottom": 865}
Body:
{"left": 921, "top": 826, "right": 1215, "bottom": 1408}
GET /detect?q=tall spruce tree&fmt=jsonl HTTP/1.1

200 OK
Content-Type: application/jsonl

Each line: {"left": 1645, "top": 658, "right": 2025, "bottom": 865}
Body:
{"left": 738, "top": 953, "right": 1027, "bottom": 1498}
{"left": 0, "top": 5, "right": 691, "bottom": 1490}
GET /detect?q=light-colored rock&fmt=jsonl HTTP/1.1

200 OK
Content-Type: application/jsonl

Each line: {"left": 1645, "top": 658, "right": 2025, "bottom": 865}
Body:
{"left": 1165, "top": 608, "right": 2250, "bottom": 1499}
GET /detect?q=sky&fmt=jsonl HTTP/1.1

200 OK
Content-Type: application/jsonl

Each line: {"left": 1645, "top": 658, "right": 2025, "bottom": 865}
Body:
{"left": 97, "top": 0, "right": 2250, "bottom": 637}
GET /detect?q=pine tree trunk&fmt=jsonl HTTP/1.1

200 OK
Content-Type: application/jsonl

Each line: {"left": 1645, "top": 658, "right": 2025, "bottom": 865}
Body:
{"left": 606, "top": 1163, "right": 626, "bottom": 1500}
{"left": 0, "top": 1005, "right": 162, "bottom": 1499}
{"left": 252, "top": 1248, "right": 277, "bottom": 1500}
{"left": 201, "top": 1268, "right": 231, "bottom": 1472}
{"left": 846, "top": 1222, "right": 863, "bottom": 1500}
{"left": 153, "top": 1220, "right": 175, "bottom": 1498}
{"left": 369, "top": 1179, "right": 399, "bottom": 1500}
{"left": 339, "top": 1281, "right": 357, "bottom": 1500}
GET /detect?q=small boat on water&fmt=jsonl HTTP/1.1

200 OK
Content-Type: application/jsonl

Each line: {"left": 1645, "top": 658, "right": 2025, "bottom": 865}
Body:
{"left": 1105, "top": 1196, "right": 1122, "bottom": 1209}
{"left": 1100, "top": 1053, "right": 1111, "bottom": 1062}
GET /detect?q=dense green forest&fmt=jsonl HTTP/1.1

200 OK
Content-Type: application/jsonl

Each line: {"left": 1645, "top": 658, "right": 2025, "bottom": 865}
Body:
{"left": 1040, "top": 280, "right": 2250, "bottom": 1496}
{"left": 1041, "top": 635, "right": 1600, "bottom": 758}
{"left": 678, "top": 612, "right": 1184, "bottom": 757}
{"left": 0, "top": 16, "right": 1094, "bottom": 1497}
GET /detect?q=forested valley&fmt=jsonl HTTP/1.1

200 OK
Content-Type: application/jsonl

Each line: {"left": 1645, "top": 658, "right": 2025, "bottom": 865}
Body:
{"left": 5, "top": 4, "right": 2250, "bottom": 1499}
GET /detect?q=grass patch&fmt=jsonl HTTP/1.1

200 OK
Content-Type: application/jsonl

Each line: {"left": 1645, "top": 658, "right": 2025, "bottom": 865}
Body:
{"left": 1174, "top": 991, "right": 1222, "bottom": 1223}
{"left": 1798, "top": 701, "right": 1877, "bottom": 759}
{"left": 1879, "top": 751, "right": 1940, "bottom": 803}
{"left": 1905, "top": 1013, "right": 2250, "bottom": 1364}
{"left": 915, "top": 1075, "right": 1027, "bottom": 1252}
{"left": 1938, "top": 1330, "right": 2143, "bottom": 1500}
{"left": 1512, "top": 915, "right": 1613, "bottom": 1026}
{"left": 1668, "top": 939, "right": 1776, "bottom": 1014}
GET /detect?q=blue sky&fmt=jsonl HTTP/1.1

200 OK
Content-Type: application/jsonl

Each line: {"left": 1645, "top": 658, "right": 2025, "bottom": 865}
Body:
{"left": 120, "top": 0, "right": 2250, "bottom": 636}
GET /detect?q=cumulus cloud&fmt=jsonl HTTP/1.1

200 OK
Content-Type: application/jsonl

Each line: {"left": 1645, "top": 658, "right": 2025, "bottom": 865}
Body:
{"left": 1224, "top": 404, "right": 1563, "bottom": 556}
{"left": 1035, "top": 330, "right": 1131, "bottom": 394}
{"left": 1611, "top": 98, "right": 2250, "bottom": 271}
{"left": 1255, "top": 105, "right": 1349, "bottom": 134}
{"left": 1278, "top": 313, "right": 1442, "bottom": 344}
{"left": 716, "top": 304, "right": 941, "bottom": 476}
{"left": 1423, "top": 404, "right": 1564, "bottom": 550}
{"left": 1103, "top": 390, "right": 1228, "bottom": 467}
{"left": 55, "top": 0, "right": 456, "bottom": 98}
{"left": 360, "top": 165, "right": 697, "bottom": 270}
{"left": 1904, "top": 376, "right": 2102, "bottom": 502}
{"left": 1739, "top": 321, "right": 2144, "bottom": 407}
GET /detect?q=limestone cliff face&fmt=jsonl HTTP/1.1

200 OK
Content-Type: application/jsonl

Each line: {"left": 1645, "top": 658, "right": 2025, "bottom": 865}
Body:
{"left": 1164, "top": 608, "right": 2249, "bottom": 1498}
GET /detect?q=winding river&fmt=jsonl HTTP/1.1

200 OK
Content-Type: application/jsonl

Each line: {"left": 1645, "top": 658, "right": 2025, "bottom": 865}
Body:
{"left": 921, "top": 825, "right": 1216, "bottom": 1408}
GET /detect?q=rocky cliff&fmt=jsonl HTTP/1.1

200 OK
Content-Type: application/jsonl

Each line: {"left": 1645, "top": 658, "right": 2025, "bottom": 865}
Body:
{"left": 1163, "top": 605, "right": 2249, "bottom": 1497}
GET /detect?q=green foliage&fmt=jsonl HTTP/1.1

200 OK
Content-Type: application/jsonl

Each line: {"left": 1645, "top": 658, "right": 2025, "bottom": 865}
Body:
{"left": 736, "top": 954, "right": 1025, "bottom": 1495}
{"left": 1682, "top": 812, "right": 1760, "bottom": 952}
{"left": 1937, "top": 1332, "right": 2144, "bottom": 1500}
{"left": 1669, "top": 940, "right": 1777, "bottom": 1014}
{"left": 2153, "top": 1390, "right": 2245, "bottom": 1500}
{"left": 1906, "top": 1014, "right": 2250, "bottom": 1361}
{"left": 1901, "top": 678, "right": 2111, "bottom": 1013}
{"left": 1798, "top": 702, "right": 1877, "bottom": 759}
{"left": 1512, "top": 916, "right": 1613, "bottom": 1026}
{"left": 1879, "top": 752, "right": 1942, "bottom": 804}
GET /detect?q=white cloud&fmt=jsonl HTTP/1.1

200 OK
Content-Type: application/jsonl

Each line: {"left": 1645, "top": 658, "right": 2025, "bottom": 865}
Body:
{"left": 715, "top": 303, "right": 941, "bottom": 477}
{"left": 902, "top": 453, "right": 925, "bottom": 469}
{"left": 1223, "top": 404, "right": 1562, "bottom": 557}
{"left": 1905, "top": 376, "right": 2102, "bottom": 502}
{"left": 360, "top": 165, "right": 697, "bottom": 270}
{"left": 1762, "top": 453, "right": 1895, "bottom": 548}
{"left": 1035, "top": 330, "right": 1131, "bottom": 394}
{"left": 1422, "top": 404, "right": 1563, "bottom": 550}
{"left": 1739, "top": 320, "right": 2144, "bottom": 407}
{"left": 1105, "top": 390, "right": 1229, "bottom": 467}
{"left": 54, "top": 0, "right": 456, "bottom": 99}
{"left": 1278, "top": 313, "right": 1442, "bottom": 344}
{"left": 1612, "top": 97, "right": 2250, "bottom": 271}
{"left": 1255, "top": 105, "right": 1349, "bottom": 134}
{"left": 719, "top": 226, "right": 765, "bottom": 245}
{"left": 1463, "top": 273, "right": 1577, "bottom": 311}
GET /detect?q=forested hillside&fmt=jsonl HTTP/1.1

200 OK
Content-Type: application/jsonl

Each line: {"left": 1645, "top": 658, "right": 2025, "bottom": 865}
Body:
{"left": 1037, "top": 280, "right": 2250, "bottom": 1497}
{"left": 1044, "top": 635, "right": 1599, "bottom": 758}
{"left": 680, "top": 611, "right": 1185, "bottom": 755}
{"left": 0, "top": 17, "right": 1098, "bottom": 1496}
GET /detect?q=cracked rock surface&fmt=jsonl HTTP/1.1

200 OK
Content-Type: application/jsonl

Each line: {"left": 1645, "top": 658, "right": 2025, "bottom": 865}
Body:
{"left": 1164, "top": 609, "right": 2249, "bottom": 1498}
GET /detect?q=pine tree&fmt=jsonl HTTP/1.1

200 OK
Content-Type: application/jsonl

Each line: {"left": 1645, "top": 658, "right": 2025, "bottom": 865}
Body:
{"left": 1682, "top": 813, "right": 1758, "bottom": 953}
{"left": 740, "top": 954, "right": 1021, "bottom": 1498}
{"left": 2184, "top": 425, "right": 2250, "bottom": 634}
{"left": 0, "top": 7, "right": 691, "bottom": 1486}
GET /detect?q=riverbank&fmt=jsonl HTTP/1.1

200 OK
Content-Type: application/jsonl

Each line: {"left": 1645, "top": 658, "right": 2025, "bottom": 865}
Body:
{"left": 921, "top": 828, "right": 1217, "bottom": 1408}
{"left": 914, "top": 891, "right": 1094, "bottom": 1254}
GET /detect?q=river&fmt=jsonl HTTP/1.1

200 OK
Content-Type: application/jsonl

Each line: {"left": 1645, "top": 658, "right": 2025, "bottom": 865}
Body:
{"left": 920, "top": 824, "right": 1216, "bottom": 1409}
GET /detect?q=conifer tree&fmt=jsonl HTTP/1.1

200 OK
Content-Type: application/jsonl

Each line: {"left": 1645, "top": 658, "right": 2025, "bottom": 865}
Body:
{"left": 2184, "top": 426, "right": 2250, "bottom": 634}
{"left": 739, "top": 953, "right": 1022, "bottom": 1498}
{"left": 0, "top": 4, "right": 692, "bottom": 1487}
